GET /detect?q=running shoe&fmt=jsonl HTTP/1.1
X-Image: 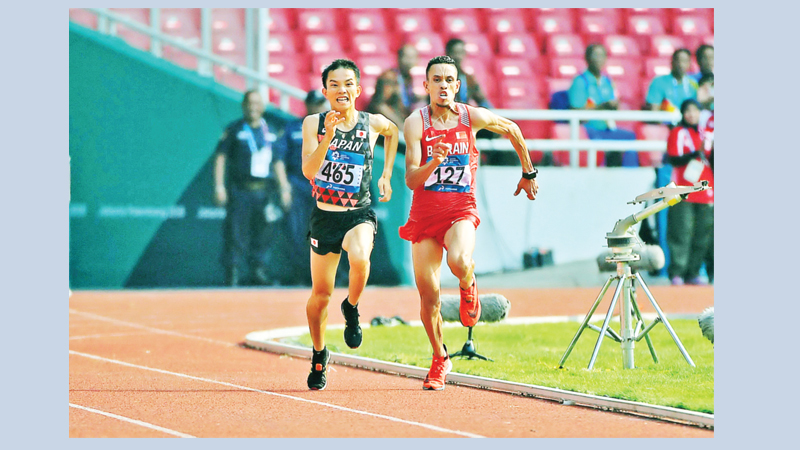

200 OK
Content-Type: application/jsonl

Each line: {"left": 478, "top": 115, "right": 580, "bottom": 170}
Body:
{"left": 307, "top": 347, "right": 330, "bottom": 390}
{"left": 423, "top": 345, "right": 452, "bottom": 391}
{"left": 341, "top": 297, "right": 362, "bottom": 348}
{"left": 459, "top": 275, "right": 481, "bottom": 327}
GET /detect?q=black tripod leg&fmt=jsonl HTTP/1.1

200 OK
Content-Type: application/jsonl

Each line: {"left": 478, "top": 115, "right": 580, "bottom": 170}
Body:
{"left": 449, "top": 327, "right": 494, "bottom": 362}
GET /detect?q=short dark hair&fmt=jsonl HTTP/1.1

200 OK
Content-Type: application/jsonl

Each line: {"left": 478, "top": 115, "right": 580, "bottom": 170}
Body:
{"left": 321, "top": 58, "right": 361, "bottom": 88}
{"left": 698, "top": 73, "right": 714, "bottom": 86}
{"left": 425, "top": 55, "right": 459, "bottom": 78}
{"left": 696, "top": 44, "right": 714, "bottom": 62}
{"left": 673, "top": 48, "right": 692, "bottom": 61}
{"left": 445, "top": 38, "right": 465, "bottom": 54}
{"left": 584, "top": 43, "right": 606, "bottom": 61}
{"left": 242, "top": 89, "right": 260, "bottom": 105}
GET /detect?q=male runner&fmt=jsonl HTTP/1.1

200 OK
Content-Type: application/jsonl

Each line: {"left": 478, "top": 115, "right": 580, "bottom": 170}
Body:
{"left": 302, "top": 59, "right": 399, "bottom": 390}
{"left": 399, "top": 55, "right": 539, "bottom": 391}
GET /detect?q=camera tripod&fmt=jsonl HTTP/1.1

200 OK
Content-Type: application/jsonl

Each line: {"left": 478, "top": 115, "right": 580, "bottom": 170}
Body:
{"left": 558, "top": 182, "right": 707, "bottom": 370}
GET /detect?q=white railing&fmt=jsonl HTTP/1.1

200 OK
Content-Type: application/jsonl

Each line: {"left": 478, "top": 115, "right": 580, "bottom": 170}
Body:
{"left": 74, "top": 8, "right": 681, "bottom": 168}
{"left": 80, "top": 8, "right": 306, "bottom": 111}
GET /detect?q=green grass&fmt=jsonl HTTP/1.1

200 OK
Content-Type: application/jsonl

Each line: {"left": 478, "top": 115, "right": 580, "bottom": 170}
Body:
{"left": 290, "top": 319, "right": 714, "bottom": 414}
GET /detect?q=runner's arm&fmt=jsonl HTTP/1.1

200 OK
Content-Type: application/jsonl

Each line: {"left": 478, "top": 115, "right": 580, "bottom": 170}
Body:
{"left": 403, "top": 114, "right": 448, "bottom": 190}
{"left": 370, "top": 113, "right": 399, "bottom": 201}
{"left": 301, "top": 112, "right": 344, "bottom": 180}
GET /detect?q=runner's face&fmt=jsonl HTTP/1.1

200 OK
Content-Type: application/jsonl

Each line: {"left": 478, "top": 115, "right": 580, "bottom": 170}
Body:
{"left": 424, "top": 64, "right": 460, "bottom": 108}
{"left": 323, "top": 68, "right": 362, "bottom": 112}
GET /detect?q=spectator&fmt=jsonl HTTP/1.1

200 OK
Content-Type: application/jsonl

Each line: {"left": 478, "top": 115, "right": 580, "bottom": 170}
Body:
{"left": 697, "top": 73, "right": 714, "bottom": 117}
{"left": 366, "top": 71, "right": 407, "bottom": 128}
{"left": 377, "top": 44, "right": 424, "bottom": 114}
{"left": 214, "top": 90, "right": 292, "bottom": 286}
{"left": 690, "top": 44, "right": 714, "bottom": 83}
{"left": 445, "top": 38, "right": 493, "bottom": 109}
{"left": 568, "top": 43, "right": 637, "bottom": 167}
{"left": 665, "top": 99, "right": 714, "bottom": 286}
{"left": 644, "top": 48, "right": 698, "bottom": 114}
{"left": 272, "top": 90, "right": 329, "bottom": 286}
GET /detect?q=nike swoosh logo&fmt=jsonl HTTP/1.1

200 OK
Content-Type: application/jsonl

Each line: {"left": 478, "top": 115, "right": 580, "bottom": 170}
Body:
{"left": 425, "top": 134, "right": 445, "bottom": 142}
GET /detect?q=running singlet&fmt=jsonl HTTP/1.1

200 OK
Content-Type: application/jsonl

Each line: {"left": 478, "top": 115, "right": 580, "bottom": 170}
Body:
{"left": 312, "top": 111, "right": 373, "bottom": 208}
{"left": 408, "top": 103, "right": 479, "bottom": 220}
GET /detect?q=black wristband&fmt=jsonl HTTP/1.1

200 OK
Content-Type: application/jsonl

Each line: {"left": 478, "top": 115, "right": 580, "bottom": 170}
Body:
{"left": 522, "top": 168, "right": 538, "bottom": 180}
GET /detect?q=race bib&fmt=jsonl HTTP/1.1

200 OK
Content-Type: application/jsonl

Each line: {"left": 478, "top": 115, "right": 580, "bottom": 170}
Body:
{"left": 314, "top": 149, "right": 364, "bottom": 193}
{"left": 424, "top": 154, "right": 471, "bottom": 193}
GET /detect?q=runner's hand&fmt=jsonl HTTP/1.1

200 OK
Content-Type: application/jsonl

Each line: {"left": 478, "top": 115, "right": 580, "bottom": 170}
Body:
{"left": 431, "top": 138, "right": 450, "bottom": 165}
{"left": 514, "top": 178, "right": 538, "bottom": 200}
{"left": 324, "top": 111, "right": 345, "bottom": 136}
{"left": 378, "top": 176, "right": 392, "bottom": 202}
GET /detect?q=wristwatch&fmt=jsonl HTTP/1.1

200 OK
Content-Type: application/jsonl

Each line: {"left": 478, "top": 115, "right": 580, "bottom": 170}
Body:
{"left": 522, "top": 168, "right": 538, "bottom": 180}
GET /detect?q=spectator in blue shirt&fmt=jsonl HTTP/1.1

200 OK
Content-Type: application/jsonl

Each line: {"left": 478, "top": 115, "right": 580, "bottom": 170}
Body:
{"left": 645, "top": 48, "right": 698, "bottom": 114}
{"left": 568, "top": 43, "right": 637, "bottom": 166}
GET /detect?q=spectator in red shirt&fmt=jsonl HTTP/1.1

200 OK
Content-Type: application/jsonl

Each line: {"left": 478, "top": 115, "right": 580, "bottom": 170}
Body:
{"left": 665, "top": 99, "right": 714, "bottom": 285}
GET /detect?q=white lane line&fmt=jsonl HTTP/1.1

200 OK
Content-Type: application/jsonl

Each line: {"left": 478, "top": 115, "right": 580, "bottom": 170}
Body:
{"left": 69, "top": 309, "right": 235, "bottom": 347}
{"left": 69, "top": 403, "right": 196, "bottom": 438}
{"left": 69, "top": 331, "right": 151, "bottom": 341}
{"left": 69, "top": 350, "right": 485, "bottom": 438}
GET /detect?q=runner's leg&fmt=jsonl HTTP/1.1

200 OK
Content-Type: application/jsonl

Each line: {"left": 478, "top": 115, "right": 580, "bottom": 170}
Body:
{"left": 341, "top": 222, "right": 375, "bottom": 307}
{"left": 307, "top": 251, "right": 341, "bottom": 351}
{"left": 412, "top": 238, "right": 447, "bottom": 357}
{"left": 444, "top": 219, "right": 477, "bottom": 290}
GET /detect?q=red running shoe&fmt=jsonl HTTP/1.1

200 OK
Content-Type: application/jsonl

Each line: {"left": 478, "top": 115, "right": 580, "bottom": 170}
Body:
{"left": 459, "top": 275, "right": 481, "bottom": 327}
{"left": 422, "top": 346, "right": 452, "bottom": 391}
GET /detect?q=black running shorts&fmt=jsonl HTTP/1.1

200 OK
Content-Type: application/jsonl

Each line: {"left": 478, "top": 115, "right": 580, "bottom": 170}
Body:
{"left": 308, "top": 205, "right": 377, "bottom": 255}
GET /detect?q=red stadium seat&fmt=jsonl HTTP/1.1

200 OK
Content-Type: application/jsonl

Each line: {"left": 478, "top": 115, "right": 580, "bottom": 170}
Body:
{"left": 498, "top": 77, "right": 543, "bottom": 109}
{"left": 545, "top": 77, "right": 573, "bottom": 96}
{"left": 497, "top": 33, "right": 541, "bottom": 58}
{"left": 267, "top": 54, "right": 303, "bottom": 78}
{"left": 495, "top": 57, "right": 534, "bottom": 79}
{"left": 357, "top": 74, "right": 380, "bottom": 106}
{"left": 534, "top": 10, "right": 575, "bottom": 34}
{"left": 673, "top": 14, "right": 712, "bottom": 36}
{"left": 546, "top": 34, "right": 585, "bottom": 57}
{"left": 211, "top": 8, "right": 244, "bottom": 33}
{"left": 266, "top": 9, "right": 292, "bottom": 32}
{"left": 213, "top": 31, "right": 246, "bottom": 61}
{"left": 626, "top": 14, "right": 666, "bottom": 36}
{"left": 394, "top": 11, "right": 434, "bottom": 33}
{"left": 404, "top": 32, "right": 445, "bottom": 57}
{"left": 549, "top": 57, "right": 586, "bottom": 79}
{"left": 439, "top": 11, "right": 483, "bottom": 34}
{"left": 304, "top": 34, "right": 345, "bottom": 55}
{"left": 350, "top": 33, "right": 393, "bottom": 56}
{"left": 611, "top": 77, "right": 643, "bottom": 106}
{"left": 356, "top": 55, "right": 397, "bottom": 78}
{"left": 69, "top": 8, "right": 98, "bottom": 29}
{"left": 161, "top": 8, "right": 200, "bottom": 38}
{"left": 637, "top": 124, "right": 670, "bottom": 166}
{"left": 603, "top": 35, "right": 641, "bottom": 57}
{"left": 266, "top": 32, "right": 296, "bottom": 56}
{"left": 486, "top": 11, "right": 528, "bottom": 35}
{"left": 451, "top": 34, "right": 493, "bottom": 58}
{"left": 604, "top": 57, "right": 642, "bottom": 79}
{"left": 644, "top": 57, "right": 672, "bottom": 79}
{"left": 649, "top": 35, "right": 687, "bottom": 57}
{"left": 577, "top": 11, "right": 621, "bottom": 38}
{"left": 347, "top": 10, "right": 387, "bottom": 33}
{"left": 311, "top": 54, "right": 349, "bottom": 76}
{"left": 296, "top": 10, "right": 339, "bottom": 33}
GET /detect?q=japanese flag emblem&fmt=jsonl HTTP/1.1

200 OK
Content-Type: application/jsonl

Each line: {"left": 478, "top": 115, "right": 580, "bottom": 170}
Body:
{"left": 356, "top": 129, "right": 367, "bottom": 139}
{"left": 310, "top": 238, "right": 319, "bottom": 247}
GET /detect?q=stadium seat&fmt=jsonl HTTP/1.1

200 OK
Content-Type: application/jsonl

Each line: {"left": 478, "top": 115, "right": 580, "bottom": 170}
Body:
{"left": 545, "top": 34, "right": 586, "bottom": 57}
{"left": 545, "top": 77, "right": 574, "bottom": 97}
{"left": 672, "top": 14, "right": 712, "bottom": 37}
{"left": 644, "top": 57, "right": 672, "bottom": 79}
{"left": 404, "top": 32, "right": 445, "bottom": 57}
{"left": 304, "top": 34, "right": 345, "bottom": 55}
{"left": 604, "top": 57, "right": 642, "bottom": 79}
{"left": 534, "top": 10, "right": 575, "bottom": 35}
{"left": 495, "top": 57, "right": 534, "bottom": 79}
{"left": 266, "top": 32, "right": 296, "bottom": 56}
{"left": 649, "top": 35, "right": 687, "bottom": 57}
{"left": 161, "top": 8, "right": 200, "bottom": 38}
{"left": 498, "top": 77, "right": 543, "bottom": 108}
{"left": 439, "top": 10, "right": 483, "bottom": 34}
{"left": 357, "top": 73, "right": 380, "bottom": 106}
{"left": 267, "top": 54, "right": 304, "bottom": 78}
{"left": 497, "top": 33, "right": 541, "bottom": 58}
{"left": 266, "top": 9, "right": 292, "bottom": 32}
{"left": 355, "top": 55, "right": 396, "bottom": 78}
{"left": 452, "top": 34, "right": 493, "bottom": 59}
{"left": 311, "top": 54, "right": 350, "bottom": 75}
{"left": 577, "top": 10, "right": 621, "bottom": 38}
{"left": 603, "top": 35, "right": 641, "bottom": 57}
{"left": 486, "top": 11, "right": 528, "bottom": 35}
{"left": 347, "top": 10, "right": 387, "bottom": 33}
{"left": 296, "top": 9, "right": 339, "bottom": 33}
{"left": 549, "top": 123, "right": 591, "bottom": 167}
{"left": 625, "top": 14, "right": 666, "bottom": 36}
{"left": 211, "top": 8, "right": 244, "bottom": 33}
{"left": 350, "top": 33, "right": 393, "bottom": 56}
{"left": 611, "top": 77, "right": 643, "bottom": 106}
{"left": 549, "top": 57, "right": 587, "bottom": 79}
{"left": 69, "top": 8, "right": 98, "bottom": 29}
{"left": 394, "top": 11, "right": 434, "bottom": 33}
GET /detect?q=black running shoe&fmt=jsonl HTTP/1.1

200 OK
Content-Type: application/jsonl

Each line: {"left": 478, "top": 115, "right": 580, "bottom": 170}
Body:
{"left": 341, "top": 297, "right": 362, "bottom": 349}
{"left": 307, "top": 347, "right": 330, "bottom": 390}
